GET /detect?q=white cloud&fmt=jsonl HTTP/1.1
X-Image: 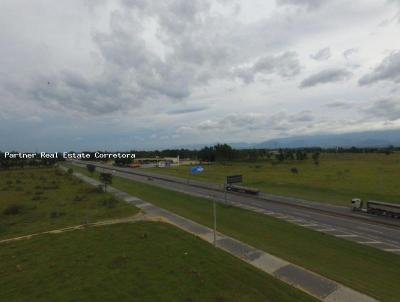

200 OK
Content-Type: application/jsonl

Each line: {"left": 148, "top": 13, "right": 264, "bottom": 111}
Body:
{"left": 310, "top": 47, "right": 331, "bottom": 61}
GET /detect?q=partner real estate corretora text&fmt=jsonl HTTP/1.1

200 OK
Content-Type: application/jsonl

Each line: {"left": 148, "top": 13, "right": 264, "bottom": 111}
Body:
{"left": 2, "top": 152, "right": 136, "bottom": 160}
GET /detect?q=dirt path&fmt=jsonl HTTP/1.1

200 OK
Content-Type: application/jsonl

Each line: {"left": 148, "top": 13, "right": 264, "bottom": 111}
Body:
{"left": 0, "top": 211, "right": 160, "bottom": 245}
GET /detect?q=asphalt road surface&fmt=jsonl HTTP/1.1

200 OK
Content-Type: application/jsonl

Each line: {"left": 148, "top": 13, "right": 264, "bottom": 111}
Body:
{"left": 70, "top": 160, "right": 400, "bottom": 254}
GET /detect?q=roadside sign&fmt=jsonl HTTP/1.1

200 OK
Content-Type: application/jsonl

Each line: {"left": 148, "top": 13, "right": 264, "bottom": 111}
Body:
{"left": 190, "top": 166, "right": 204, "bottom": 174}
{"left": 226, "top": 175, "right": 242, "bottom": 184}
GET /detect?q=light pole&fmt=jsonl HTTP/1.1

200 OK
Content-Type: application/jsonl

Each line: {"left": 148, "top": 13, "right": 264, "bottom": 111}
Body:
{"left": 213, "top": 198, "right": 217, "bottom": 246}
{"left": 224, "top": 179, "right": 227, "bottom": 204}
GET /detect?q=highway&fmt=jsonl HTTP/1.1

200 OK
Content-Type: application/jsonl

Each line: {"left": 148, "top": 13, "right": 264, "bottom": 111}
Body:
{"left": 70, "top": 160, "right": 400, "bottom": 254}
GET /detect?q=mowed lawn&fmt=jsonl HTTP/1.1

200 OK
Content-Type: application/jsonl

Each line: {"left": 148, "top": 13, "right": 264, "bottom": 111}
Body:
{"left": 70, "top": 164, "right": 400, "bottom": 302}
{"left": 152, "top": 152, "right": 400, "bottom": 206}
{"left": 0, "top": 168, "right": 138, "bottom": 239}
{"left": 0, "top": 222, "right": 317, "bottom": 302}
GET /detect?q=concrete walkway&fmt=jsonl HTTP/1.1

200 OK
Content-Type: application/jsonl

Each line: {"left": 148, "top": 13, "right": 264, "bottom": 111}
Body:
{"left": 72, "top": 170, "right": 378, "bottom": 302}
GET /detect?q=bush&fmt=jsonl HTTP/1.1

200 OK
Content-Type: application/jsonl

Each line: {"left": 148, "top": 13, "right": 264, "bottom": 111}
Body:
{"left": 99, "top": 197, "right": 118, "bottom": 208}
{"left": 290, "top": 167, "right": 299, "bottom": 175}
{"left": 42, "top": 185, "right": 59, "bottom": 190}
{"left": 54, "top": 170, "right": 64, "bottom": 176}
{"left": 3, "top": 204, "right": 23, "bottom": 215}
{"left": 50, "top": 211, "right": 65, "bottom": 218}
{"left": 73, "top": 195, "right": 84, "bottom": 202}
{"left": 67, "top": 168, "right": 74, "bottom": 175}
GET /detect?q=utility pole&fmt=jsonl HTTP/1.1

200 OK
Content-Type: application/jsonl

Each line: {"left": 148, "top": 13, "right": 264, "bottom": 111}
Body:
{"left": 213, "top": 198, "right": 217, "bottom": 246}
{"left": 224, "top": 179, "right": 227, "bottom": 204}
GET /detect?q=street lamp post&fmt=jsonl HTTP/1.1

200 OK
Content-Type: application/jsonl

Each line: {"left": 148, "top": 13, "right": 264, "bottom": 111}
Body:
{"left": 213, "top": 198, "right": 217, "bottom": 246}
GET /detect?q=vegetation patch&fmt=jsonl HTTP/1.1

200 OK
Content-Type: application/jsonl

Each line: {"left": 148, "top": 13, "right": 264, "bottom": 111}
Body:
{"left": 0, "top": 222, "right": 317, "bottom": 302}
{"left": 0, "top": 168, "right": 138, "bottom": 239}
{"left": 151, "top": 153, "right": 400, "bottom": 206}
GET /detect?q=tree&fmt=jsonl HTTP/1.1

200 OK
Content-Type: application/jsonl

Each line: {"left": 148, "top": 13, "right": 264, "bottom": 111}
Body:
{"left": 276, "top": 149, "right": 285, "bottom": 162}
{"left": 296, "top": 150, "right": 307, "bottom": 161}
{"left": 100, "top": 172, "right": 112, "bottom": 192}
{"left": 312, "top": 152, "right": 320, "bottom": 166}
{"left": 86, "top": 164, "right": 96, "bottom": 175}
{"left": 214, "top": 144, "right": 235, "bottom": 161}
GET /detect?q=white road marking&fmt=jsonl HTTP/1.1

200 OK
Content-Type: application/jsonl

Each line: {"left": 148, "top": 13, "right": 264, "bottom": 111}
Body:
{"left": 262, "top": 211, "right": 275, "bottom": 215}
{"left": 316, "top": 228, "right": 336, "bottom": 232}
{"left": 358, "top": 241, "right": 381, "bottom": 244}
{"left": 287, "top": 219, "right": 305, "bottom": 223}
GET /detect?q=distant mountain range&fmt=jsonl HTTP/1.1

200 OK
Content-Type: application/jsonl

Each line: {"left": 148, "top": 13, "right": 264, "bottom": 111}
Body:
{"left": 254, "top": 129, "right": 400, "bottom": 149}
{"left": 180, "top": 129, "right": 400, "bottom": 150}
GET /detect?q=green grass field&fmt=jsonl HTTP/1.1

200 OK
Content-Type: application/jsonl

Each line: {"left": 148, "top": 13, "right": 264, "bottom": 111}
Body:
{"left": 0, "top": 168, "right": 138, "bottom": 239}
{"left": 151, "top": 152, "right": 400, "bottom": 206}
{"left": 70, "top": 163, "right": 400, "bottom": 302}
{"left": 0, "top": 222, "right": 317, "bottom": 302}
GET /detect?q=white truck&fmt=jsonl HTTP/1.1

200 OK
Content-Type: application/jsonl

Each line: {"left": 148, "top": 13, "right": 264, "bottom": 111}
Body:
{"left": 351, "top": 198, "right": 400, "bottom": 218}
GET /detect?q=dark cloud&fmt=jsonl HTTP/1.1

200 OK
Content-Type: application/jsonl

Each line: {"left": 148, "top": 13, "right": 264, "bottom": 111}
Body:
{"left": 325, "top": 101, "right": 353, "bottom": 109}
{"left": 168, "top": 107, "right": 207, "bottom": 115}
{"left": 365, "top": 98, "right": 400, "bottom": 121}
{"left": 310, "top": 47, "right": 331, "bottom": 61}
{"left": 234, "top": 51, "right": 301, "bottom": 83}
{"left": 343, "top": 48, "right": 358, "bottom": 59}
{"left": 359, "top": 51, "right": 400, "bottom": 86}
{"left": 300, "top": 68, "right": 352, "bottom": 88}
{"left": 276, "top": 0, "right": 330, "bottom": 11}
{"left": 196, "top": 111, "right": 314, "bottom": 132}
{"left": 27, "top": 70, "right": 135, "bottom": 115}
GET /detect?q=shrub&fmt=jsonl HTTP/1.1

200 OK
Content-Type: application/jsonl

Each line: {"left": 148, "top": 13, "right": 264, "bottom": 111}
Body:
{"left": 100, "top": 197, "right": 118, "bottom": 208}
{"left": 50, "top": 211, "right": 65, "bottom": 218}
{"left": 3, "top": 204, "right": 23, "bottom": 215}
{"left": 73, "top": 195, "right": 84, "bottom": 202}
{"left": 54, "top": 170, "right": 64, "bottom": 176}
{"left": 67, "top": 168, "right": 74, "bottom": 175}
{"left": 42, "top": 185, "right": 59, "bottom": 190}
{"left": 290, "top": 167, "right": 299, "bottom": 175}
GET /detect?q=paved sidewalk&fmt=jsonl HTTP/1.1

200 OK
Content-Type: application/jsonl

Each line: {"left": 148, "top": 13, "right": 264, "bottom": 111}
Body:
{"left": 72, "top": 170, "right": 378, "bottom": 302}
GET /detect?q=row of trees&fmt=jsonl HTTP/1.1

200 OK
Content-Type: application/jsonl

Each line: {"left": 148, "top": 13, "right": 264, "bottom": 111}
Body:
{"left": 1, "top": 145, "right": 397, "bottom": 170}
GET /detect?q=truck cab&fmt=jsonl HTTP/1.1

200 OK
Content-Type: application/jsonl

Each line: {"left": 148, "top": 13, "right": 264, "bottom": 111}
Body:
{"left": 351, "top": 198, "right": 364, "bottom": 211}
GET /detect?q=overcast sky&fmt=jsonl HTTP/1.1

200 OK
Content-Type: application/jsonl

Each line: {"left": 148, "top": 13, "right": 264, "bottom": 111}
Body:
{"left": 1, "top": 0, "right": 400, "bottom": 151}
